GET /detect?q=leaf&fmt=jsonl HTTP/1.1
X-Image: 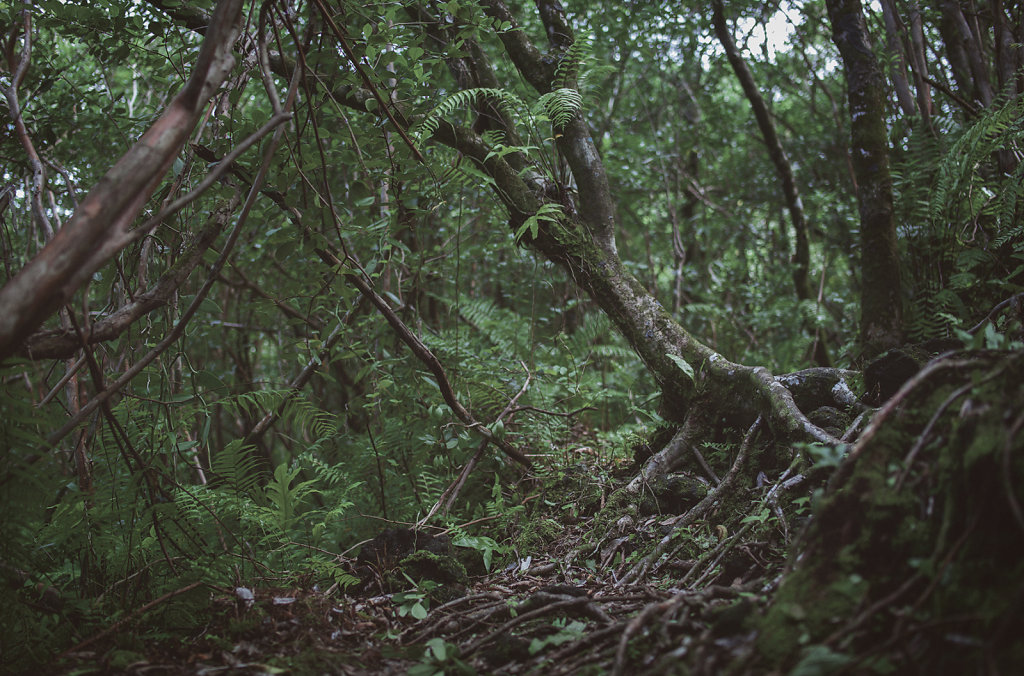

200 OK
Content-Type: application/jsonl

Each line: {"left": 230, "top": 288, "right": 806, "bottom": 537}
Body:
{"left": 514, "top": 203, "right": 564, "bottom": 244}
{"left": 666, "top": 353, "right": 695, "bottom": 382}
{"left": 426, "top": 637, "right": 447, "bottom": 661}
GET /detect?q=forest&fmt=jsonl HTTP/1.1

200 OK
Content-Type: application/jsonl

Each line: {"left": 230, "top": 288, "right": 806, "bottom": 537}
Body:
{"left": 1, "top": 0, "right": 1022, "bottom": 673}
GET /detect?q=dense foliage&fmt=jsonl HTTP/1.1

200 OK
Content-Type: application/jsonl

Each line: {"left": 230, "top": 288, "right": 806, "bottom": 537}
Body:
{"left": 1, "top": 0, "right": 1021, "bottom": 671}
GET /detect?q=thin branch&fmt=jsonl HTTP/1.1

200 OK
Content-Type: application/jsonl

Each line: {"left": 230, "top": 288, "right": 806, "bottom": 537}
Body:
{"left": 420, "top": 363, "right": 534, "bottom": 523}
{"left": 318, "top": 248, "right": 532, "bottom": 468}
{"left": 2, "top": 5, "right": 53, "bottom": 238}
{"left": 968, "top": 292, "right": 1024, "bottom": 334}
{"left": 310, "top": 0, "right": 425, "bottom": 164}
{"left": 0, "top": 0, "right": 247, "bottom": 362}
{"left": 43, "top": 58, "right": 303, "bottom": 449}
{"left": 241, "top": 294, "right": 365, "bottom": 445}
{"left": 57, "top": 582, "right": 206, "bottom": 658}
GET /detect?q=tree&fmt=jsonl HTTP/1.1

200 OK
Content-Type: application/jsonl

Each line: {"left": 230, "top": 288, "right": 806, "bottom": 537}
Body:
{"left": 826, "top": 0, "right": 904, "bottom": 354}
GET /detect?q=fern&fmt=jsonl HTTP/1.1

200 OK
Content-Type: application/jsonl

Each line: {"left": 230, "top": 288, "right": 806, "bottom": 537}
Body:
{"left": 216, "top": 388, "right": 340, "bottom": 442}
{"left": 929, "top": 94, "right": 1023, "bottom": 227}
{"left": 552, "top": 36, "right": 590, "bottom": 89}
{"left": 263, "top": 463, "right": 319, "bottom": 533}
{"left": 456, "top": 297, "right": 527, "bottom": 357}
{"left": 538, "top": 88, "right": 583, "bottom": 131}
{"left": 209, "top": 439, "right": 263, "bottom": 497}
{"left": 413, "top": 87, "right": 523, "bottom": 143}
{"left": 515, "top": 202, "right": 565, "bottom": 243}
{"left": 896, "top": 90, "right": 1024, "bottom": 333}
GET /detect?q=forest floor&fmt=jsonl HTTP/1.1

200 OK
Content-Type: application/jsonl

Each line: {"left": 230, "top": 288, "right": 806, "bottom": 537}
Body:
{"left": 42, "top": 349, "right": 1024, "bottom": 675}
{"left": 52, "top": 459, "right": 784, "bottom": 675}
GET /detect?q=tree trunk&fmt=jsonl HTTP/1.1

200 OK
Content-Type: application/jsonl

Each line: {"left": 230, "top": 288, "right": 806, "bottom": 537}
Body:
{"left": 826, "top": 0, "right": 904, "bottom": 355}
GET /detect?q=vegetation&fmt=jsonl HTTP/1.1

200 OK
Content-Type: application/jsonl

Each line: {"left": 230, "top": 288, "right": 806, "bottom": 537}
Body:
{"left": 1, "top": 0, "right": 1021, "bottom": 673}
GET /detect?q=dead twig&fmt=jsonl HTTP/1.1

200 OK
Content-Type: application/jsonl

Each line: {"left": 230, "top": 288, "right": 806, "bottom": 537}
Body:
{"left": 463, "top": 596, "right": 596, "bottom": 656}
{"left": 830, "top": 357, "right": 975, "bottom": 492}
{"left": 420, "top": 363, "right": 535, "bottom": 524}
{"left": 323, "top": 249, "right": 532, "bottom": 468}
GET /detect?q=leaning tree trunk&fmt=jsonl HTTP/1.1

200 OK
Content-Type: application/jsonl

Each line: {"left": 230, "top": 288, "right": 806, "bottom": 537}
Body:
{"left": 0, "top": 0, "right": 247, "bottom": 363}
{"left": 711, "top": 0, "right": 832, "bottom": 367}
{"left": 142, "top": 0, "right": 844, "bottom": 482}
{"left": 826, "top": 0, "right": 904, "bottom": 355}
{"left": 422, "top": 1, "right": 844, "bottom": 478}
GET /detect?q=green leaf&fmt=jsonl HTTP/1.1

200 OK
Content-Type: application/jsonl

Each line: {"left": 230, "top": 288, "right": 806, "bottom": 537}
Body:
{"left": 666, "top": 353, "right": 695, "bottom": 382}
{"left": 426, "top": 637, "right": 447, "bottom": 661}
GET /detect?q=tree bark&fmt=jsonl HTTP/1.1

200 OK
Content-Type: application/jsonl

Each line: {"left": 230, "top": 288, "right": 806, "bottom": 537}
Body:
{"left": 878, "top": 0, "right": 917, "bottom": 118}
{"left": 826, "top": 0, "right": 904, "bottom": 354}
{"left": 940, "top": 0, "right": 994, "bottom": 107}
{"left": 17, "top": 204, "right": 233, "bottom": 360}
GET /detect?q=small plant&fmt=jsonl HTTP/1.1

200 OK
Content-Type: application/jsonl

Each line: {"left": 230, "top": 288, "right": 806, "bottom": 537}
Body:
{"left": 408, "top": 637, "right": 476, "bottom": 676}
{"left": 528, "top": 618, "right": 587, "bottom": 655}
{"left": 452, "top": 533, "right": 507, "bottom": 572}
{"left": 741, "top": 507, "right": 772, "bottom": 526}
{"left": 393, "top": 589, "right": 430, "bottom": 620}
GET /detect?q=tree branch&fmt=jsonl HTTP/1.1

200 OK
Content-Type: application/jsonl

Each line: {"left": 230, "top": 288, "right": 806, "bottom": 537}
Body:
{"left": 0, "top": 0, "right": 246, "bottom": 363}
{"left": 317, "top": 248, "right": 533, "bottom": 469}
{"left": 712, "top": 0, "right": 810, "bottom": 302}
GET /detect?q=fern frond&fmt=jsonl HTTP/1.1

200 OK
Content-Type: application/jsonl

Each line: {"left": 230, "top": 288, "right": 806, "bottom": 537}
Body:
{"left": 553, "top": 38, "right": 590, "bottom": 88}
{"left": 538, "top": 88, "right": 583, "bottom": 131}
{"left": 217, "top": 389, "right": 339, "bottom": 442}
{"left": 930, "top": 94, "right": 1024, "bottom": 227}
{"left": 209, "top": 439, "right": 263, "bottom": 497}
{"left": 413, "top": 88, "right": 523, "bottom": 144}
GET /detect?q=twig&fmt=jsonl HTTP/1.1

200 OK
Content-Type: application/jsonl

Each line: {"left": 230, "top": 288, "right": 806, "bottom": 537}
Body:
{"left": 243, "top": 294, "right": 366, "bottom": 445}
{"left": 462, "top": 597, "right": 594, "bottom": 655}
{"left": 44, "top": 62, "right": 303, "bottom": 449}
{"left": 38, "top": 356, "right": 86, "bottom": 406}
{"left": 125, "top": 110, "right": 294, "bottom": 244}
{"left": 1004, "top": 411, "right": 1024, "bottom": 534}
{"left": 692, "top": 446, "right": 721, "bottom": 485}
{"left": 420, "top": 364, "right": 534, "bottom": 523}
{"left": 611, "top": 595, "right": 690, "bottom": 676}
{"left": 2, "top": 5, "right": 53, "bottom": 238}
{"left": 894, "top": 380, "right": 975, "bottom": 490}
{"left": 968, "top": 292, "right": 1024, "bottom": 334}
{"left": 310, "top": 0, "right": 425, "bottom": 164}
{"left": 841, "top": 409, "right": 869, "bottom": 442}
{"left": 829, "top": 357, "right": 974, "bottom": 492}
{"left": 508, "top": 404, "right": 596, "bottom": 418}
{"left": 676, "top": 521, "right": 755, "bottom": 589}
